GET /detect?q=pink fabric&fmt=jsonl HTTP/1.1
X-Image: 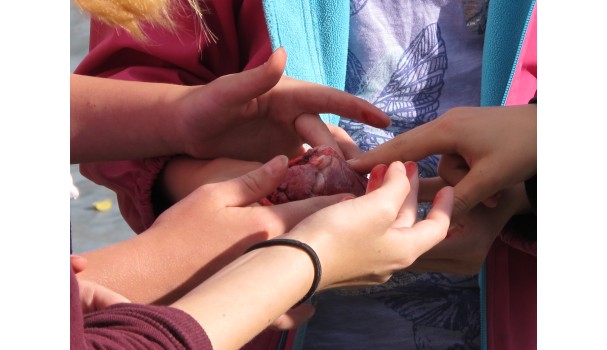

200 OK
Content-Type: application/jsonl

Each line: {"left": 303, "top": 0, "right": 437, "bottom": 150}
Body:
{"left": 488, "top": 5, "right": 537, "bottom": 350}
{"left": 80, "top": 157, "right": 170, "bottom": 234}
{"left": 75, "top": 2, "right": 286, "bottom": 348}
{"left": 75, "top": 0, "right": 273, "bottom": 233}
{"left": 504, "top": 7, "right": 537, "bottom": 106}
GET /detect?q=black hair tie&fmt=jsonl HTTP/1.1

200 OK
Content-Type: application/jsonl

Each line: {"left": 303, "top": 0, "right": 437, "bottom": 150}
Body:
{"left": 245, "top": 238, "right": 321, "bottom": 308}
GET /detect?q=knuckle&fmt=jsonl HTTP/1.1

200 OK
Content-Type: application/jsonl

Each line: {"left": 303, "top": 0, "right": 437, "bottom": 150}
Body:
{"left": 239, "top": 173, "right": 266, "bottom": 195}
{"left": 451, "top": 195, "right": 469, "bottom": 219}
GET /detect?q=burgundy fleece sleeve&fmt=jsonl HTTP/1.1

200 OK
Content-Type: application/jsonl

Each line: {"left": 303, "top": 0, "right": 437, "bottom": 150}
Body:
{"left": 74, "top": 0, "right": 272, "bottom": 233}
{"left": 71, "top": 266, "right": 212, "bottom": 350}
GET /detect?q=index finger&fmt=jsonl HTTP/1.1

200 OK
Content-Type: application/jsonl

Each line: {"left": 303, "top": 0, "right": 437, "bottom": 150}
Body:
{"left": 283, "top": 77, "right": 391, "bottom": 129}
{"left": 347, "top": 120, "right": 455, "bottom": 173}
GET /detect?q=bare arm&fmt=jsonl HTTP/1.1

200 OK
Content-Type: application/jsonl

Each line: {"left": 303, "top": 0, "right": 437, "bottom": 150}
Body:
{"left": 169, "top": 160, "right": 453, "bottom": 350}
{"left": 349, "top": 104, "right": 536, "bottom": 221}
{"left": 70, "top": 74, "right": 185, "bottom": 163}
{"left": 72, "top": 48, "right": 390, "bottom": 165}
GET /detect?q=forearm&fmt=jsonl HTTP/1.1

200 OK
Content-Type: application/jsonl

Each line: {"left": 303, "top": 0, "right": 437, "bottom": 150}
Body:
{"left": 171, "top": 245, "right": 314, "bottom": 350}
{"left": 79, "top": 223, "right": 266, "bottom": 305}
{"left": 70, "top": 74, "right": 187, "bottom": 163}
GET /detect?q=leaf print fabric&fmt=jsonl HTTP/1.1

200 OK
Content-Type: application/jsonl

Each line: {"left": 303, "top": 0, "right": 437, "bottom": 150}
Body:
{"left": 303, "top": 1, "right": 485, "bottom": 349}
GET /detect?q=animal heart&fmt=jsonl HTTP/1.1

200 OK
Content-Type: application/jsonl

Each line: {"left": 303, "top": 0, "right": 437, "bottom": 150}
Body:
{"left": 260, "top": 145, "right": 368, "bottom": 205}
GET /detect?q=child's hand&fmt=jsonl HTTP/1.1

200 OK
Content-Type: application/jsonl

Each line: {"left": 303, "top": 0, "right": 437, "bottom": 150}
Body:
{"left": 174, "top": 47, "right": 390, "bottom": 161}
{"left": 408, "top": 181, "right": 532, "bottom": 275}
{"left": 348, "top": 105, "right": 536, "bottom": 221}
{"left": 72, "top": 258, "right": 130, "bottom": 313}
{"left": 283, "top": 161, "right": 453, "bottom": 290}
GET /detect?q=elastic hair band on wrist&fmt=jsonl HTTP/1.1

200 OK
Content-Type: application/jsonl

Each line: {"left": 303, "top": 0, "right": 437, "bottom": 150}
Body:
{"left": 245, "top": 238, "right": 321, "bottom": 308}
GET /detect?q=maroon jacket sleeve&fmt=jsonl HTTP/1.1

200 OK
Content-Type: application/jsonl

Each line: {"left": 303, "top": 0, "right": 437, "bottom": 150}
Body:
{"left": 74, "top": 0, "right": 272, "bottom": 233}
{"left": 71, "top": 265, "right": 212, "bottom": 350}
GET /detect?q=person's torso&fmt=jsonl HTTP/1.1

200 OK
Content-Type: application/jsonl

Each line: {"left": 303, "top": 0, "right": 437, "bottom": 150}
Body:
{"left": 304, "top": 1, "right": 485, "bottom": 349}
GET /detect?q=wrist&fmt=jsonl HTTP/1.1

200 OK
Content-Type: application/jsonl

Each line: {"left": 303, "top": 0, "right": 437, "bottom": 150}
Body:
{"left": 245, "top": 239, "right": 321, "bottom": 307}
{"left": 160, "top": 84, "right": 193, "bottom": 155}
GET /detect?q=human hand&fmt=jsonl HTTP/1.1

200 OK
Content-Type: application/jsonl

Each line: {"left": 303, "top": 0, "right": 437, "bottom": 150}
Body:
{"left": 70, "top": 254, "right": 88, "bottom": 273}
{"left": 348, "top": 105, "right": 536, "bottom": 221}
{"left": 148, "top": 154, "right": 356, "bottom": 298}
{"left": 167, "top": 162, "right": 450, "bottom": 350}
{"left": 283, "top": 161, "right": 453, "bottom": 289}
{"left": 325, "top": 123, "right": 364, "bottom": 159}
{"left": 159, "top": 128, "right": 362, "bottom": 205}
{"left": 173, "top": 47, "right": 390, "bottom": 161}
{"left": 71, "top": 256, "right": 130, "bottom": 313}
{"left": 408, "top": 181, "right": 529, "bottom": 275}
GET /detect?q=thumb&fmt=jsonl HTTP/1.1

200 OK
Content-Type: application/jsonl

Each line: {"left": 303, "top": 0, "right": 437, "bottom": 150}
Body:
{"left": 213, "top": 47, "right": 287, "bottom": 105}
{"left": 450, "top": 164, "right": 503, "bottom": 221}
{"left": 221, "top": 155, "right": 290, "bottom": 207}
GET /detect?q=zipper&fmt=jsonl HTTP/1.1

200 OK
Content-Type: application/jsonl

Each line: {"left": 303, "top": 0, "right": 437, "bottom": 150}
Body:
{"left": 481, "top": 4, "right": 536, "bottom": 349}
{"left": 501, "top": 0, "right": 537, "bottom": 106}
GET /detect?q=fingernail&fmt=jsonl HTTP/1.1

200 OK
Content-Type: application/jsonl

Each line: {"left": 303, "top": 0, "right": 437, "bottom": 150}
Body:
{"left": 404, "top": 161, "right": 417, "bottom": 176}
{"left": 362, "top": 111, "right": 391, "bottom": 127}
{"left": 365, "top": 164, "right": 388, "bottom": 193}
{"left": 265, "top": 155, "right": 288, "bottom": 176}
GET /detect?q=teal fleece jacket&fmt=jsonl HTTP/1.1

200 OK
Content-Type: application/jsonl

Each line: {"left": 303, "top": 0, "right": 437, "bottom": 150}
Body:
{"left": 261, "top": 1, "right": 537, "bottom": 350}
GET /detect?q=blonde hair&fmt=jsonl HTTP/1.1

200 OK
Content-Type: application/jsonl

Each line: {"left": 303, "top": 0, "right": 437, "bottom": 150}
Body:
{"left": 73, "top": 0, "right": 216, "bottom": 43}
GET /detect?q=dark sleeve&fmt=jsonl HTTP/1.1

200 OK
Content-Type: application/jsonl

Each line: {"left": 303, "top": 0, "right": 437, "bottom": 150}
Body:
{"left": 71, "top": 266, "right": 212, "bottom": 350}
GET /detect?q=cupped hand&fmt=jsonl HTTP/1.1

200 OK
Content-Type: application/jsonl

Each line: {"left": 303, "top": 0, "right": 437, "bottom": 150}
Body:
{"left": 348, "top": 105, "right": 536, "bottom": 221}
{"left": 152, "top": 154, "right": 358, "bottom": 259}
{"left": 283, "top": 161, "right": 454, "bottom": 290}
{"left": 175, "top": 47, "right": 390, "bottom": 161}
{"left": 145, "top": 155, "right": 356, "bottom": 328}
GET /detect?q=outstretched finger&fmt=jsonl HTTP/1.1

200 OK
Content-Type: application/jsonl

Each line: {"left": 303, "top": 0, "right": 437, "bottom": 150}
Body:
{"left": 281, "top": 78, "right": 391, "bottom": 129}
{"left": 348, "top": 121, "right": 453, "bottom": 173}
